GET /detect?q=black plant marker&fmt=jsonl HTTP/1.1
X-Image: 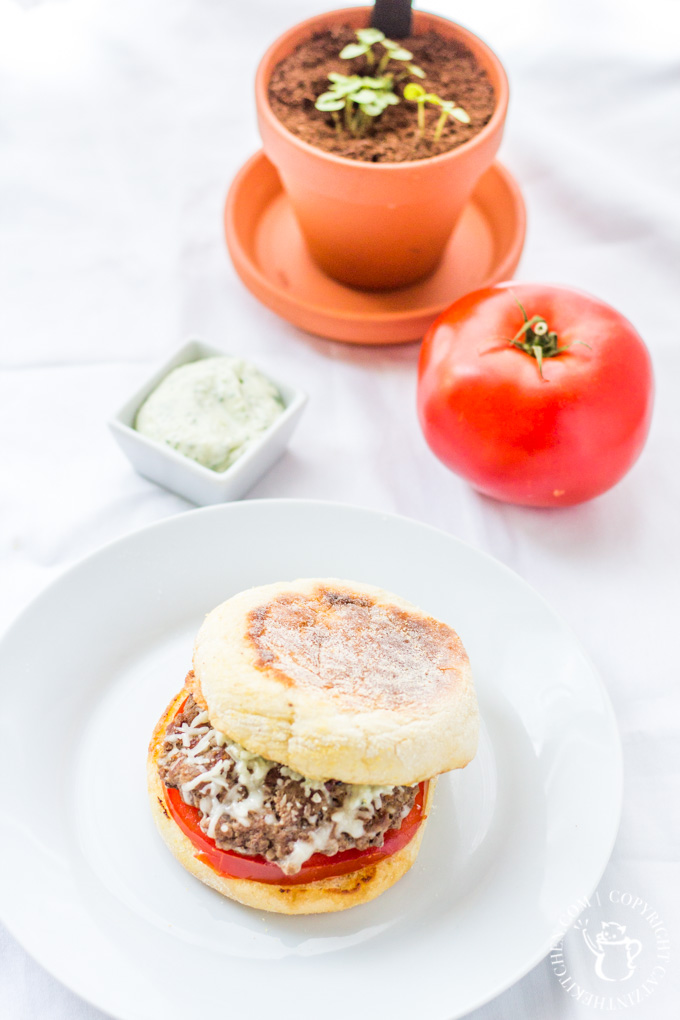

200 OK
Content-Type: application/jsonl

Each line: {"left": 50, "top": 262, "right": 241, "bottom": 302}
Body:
{"left": 371, "top": 0, "right": 413, "bottom": 39}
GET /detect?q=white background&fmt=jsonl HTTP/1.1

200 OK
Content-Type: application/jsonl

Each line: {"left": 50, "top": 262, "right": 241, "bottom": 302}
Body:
{"left": 1, "top": 0, "right": 678, "bottom": 1016}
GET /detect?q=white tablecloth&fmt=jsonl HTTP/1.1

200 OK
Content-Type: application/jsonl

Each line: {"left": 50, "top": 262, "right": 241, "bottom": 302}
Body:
{"left": 1, "top": 0, "right": 678, "bottom": 1016}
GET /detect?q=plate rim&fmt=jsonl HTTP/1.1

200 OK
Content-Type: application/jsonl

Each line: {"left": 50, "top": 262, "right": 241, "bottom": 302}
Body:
{"left": 0, "top": 498, "right": 623, "bottom": 1020}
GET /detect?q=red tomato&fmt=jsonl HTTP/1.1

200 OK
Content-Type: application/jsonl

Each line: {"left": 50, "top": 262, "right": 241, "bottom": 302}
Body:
{"left": 417, "top": 283, "right": 654, "bottom": 507}
{"left": 164, "top": 766, "right": 427, "bottom": 887}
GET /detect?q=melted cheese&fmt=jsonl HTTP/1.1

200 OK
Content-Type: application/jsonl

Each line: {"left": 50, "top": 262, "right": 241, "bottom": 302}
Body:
{"left": 162, "top": 711, "right": 406, "bottom": 875}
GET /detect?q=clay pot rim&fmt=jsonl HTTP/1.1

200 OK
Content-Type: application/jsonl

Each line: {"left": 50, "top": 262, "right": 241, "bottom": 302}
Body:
{"left": 256, "top": 5, "right": 509, "bottom": 171}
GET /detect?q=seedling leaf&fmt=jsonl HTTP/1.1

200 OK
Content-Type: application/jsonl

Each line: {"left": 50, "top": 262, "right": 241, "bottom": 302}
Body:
{"left": 315, "top": 94, "right": 347, "bottom": 111}
{"left": 388, "top": 47, "right": 413, "bottom": 60}
{"left": 405, "top": 84, "right": 472, "bottom": 140}
{"left": 353, "top": 88, "right": 379, "bottom": 103}
{"left": 341, "top": 43, "right": 368, "bottom": 59}
{"left": 356, "top": 27, "right": 385, "bottom": 45}
{"left": 403, "top": 83, "right": 425, "bottom": 100}
{"left": 450, "top": 106, "right": 471, "bottom": 124}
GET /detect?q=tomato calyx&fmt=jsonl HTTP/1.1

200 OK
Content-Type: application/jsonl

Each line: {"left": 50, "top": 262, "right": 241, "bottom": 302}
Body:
{"left": 506, "top": 298, "right": 591, "bottom": 379}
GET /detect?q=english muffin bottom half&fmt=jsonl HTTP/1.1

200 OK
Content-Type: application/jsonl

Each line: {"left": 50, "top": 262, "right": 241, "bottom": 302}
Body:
{"left": 148, "top": 578, "right": 478, "bottom": 914}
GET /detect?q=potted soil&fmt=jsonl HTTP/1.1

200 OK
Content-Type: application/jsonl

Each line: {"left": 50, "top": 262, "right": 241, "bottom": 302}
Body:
{"left": 256, "top": 6, "right": 508, "bottom": 290}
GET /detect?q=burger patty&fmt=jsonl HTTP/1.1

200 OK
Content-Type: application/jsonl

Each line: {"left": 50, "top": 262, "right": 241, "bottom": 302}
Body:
{"left": 159, "top": 695, "right": 417, "bottom": 874}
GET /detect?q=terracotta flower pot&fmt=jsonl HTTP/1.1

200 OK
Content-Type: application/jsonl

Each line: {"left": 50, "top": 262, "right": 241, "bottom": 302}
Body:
{"left": 255, "top": 6, "right": 509, "bottom": 291}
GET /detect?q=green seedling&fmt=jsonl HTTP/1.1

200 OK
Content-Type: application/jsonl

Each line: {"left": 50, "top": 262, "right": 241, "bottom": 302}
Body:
{"left": 403, "top": 82, "right": 470, "bottom": 141}
{"left": 315, "top": 73, "right": 400, "bottom": 137}
{"left": 340, "top": 27, "right": 425, "bottom": 79}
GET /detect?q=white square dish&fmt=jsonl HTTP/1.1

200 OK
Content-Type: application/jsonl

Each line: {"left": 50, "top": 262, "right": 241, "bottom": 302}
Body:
{"left": 108, "top": 339, "right": 307, "bottom": 505}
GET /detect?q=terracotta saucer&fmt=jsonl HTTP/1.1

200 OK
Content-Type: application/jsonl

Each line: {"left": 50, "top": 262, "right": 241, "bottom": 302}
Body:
{"left": 224, "top": 151, "right": 526, "bottom": 345}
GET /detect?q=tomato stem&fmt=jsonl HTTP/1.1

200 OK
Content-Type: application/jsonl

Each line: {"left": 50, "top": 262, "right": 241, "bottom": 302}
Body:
{"left": 507, "top": 299, "right": 591, "bottom": 379}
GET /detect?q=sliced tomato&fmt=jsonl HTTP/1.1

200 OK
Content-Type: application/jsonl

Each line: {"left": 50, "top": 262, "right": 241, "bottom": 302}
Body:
{"left": 164, "top": 772, "right": 427, "bottom": 887}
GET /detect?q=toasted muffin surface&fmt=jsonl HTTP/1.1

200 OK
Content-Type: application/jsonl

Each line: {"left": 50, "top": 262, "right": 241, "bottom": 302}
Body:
{"left": 193, "top": 578, "right": 478, "bottom": 785}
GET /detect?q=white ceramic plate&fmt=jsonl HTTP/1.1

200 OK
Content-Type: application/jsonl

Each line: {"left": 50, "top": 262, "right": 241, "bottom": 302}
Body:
{"left": 0, "top": 500, "right": 622, "bottom": 1020}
